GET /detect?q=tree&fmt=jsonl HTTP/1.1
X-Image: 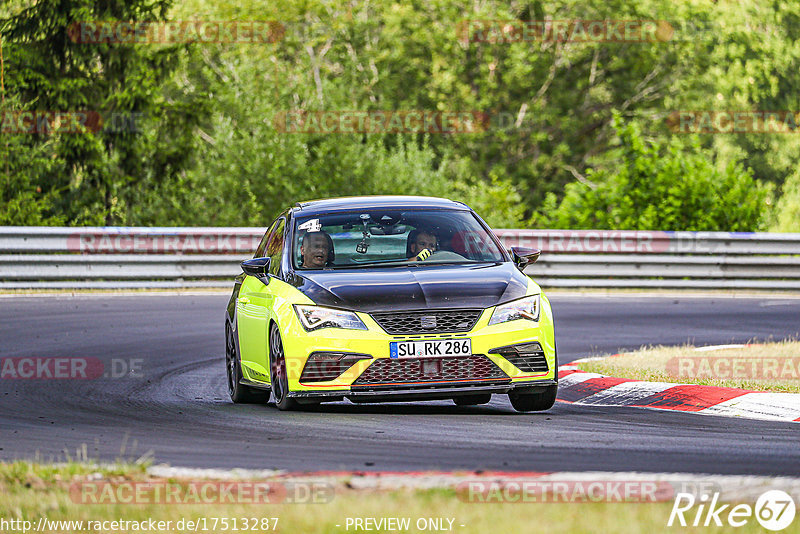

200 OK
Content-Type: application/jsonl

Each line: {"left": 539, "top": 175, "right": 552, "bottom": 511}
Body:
{"left": 0, "top": 0, "right": 203, "bottom": 224}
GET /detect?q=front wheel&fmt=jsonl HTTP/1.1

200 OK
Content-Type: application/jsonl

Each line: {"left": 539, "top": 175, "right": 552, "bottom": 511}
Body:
{"left": 508, "top": 384, "right": 557, "bottom": 412}
{"left": 269, "top": 323, "right": 299, "bottom": 411}
{"left": 225, "top": 322, "right": 268, "bottom": 404}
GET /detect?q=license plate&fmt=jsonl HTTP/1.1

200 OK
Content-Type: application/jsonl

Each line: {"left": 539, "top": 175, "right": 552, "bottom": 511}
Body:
{"left": 389, "top": 339, "right": 471, "bottom": 358}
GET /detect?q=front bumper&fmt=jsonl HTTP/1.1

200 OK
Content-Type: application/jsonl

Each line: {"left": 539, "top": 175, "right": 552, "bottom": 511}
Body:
{"left": 289, "top": 380, "right": 557, "bottom": 403}
{"left": 281, "top": 305, "right": 557, "bottom": 400}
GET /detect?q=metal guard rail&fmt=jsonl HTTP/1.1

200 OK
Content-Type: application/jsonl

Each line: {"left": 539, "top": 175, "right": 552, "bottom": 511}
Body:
{"left": 1, "top": 227, "right": 798, "bottom": 290}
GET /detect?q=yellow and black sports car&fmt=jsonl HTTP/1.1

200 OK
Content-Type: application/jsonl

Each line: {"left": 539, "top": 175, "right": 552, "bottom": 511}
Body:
{"left": 224, "top": 196, "right": 557, "bottom": 412}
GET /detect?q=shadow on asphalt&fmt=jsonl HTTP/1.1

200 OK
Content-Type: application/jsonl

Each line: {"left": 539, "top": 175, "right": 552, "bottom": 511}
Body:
{"left": 244, "top": 400, "right": 553, "bottom": 416}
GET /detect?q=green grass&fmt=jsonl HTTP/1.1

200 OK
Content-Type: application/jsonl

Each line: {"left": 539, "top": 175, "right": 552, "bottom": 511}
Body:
{"left": 578, "top": 341, "right": 800, "bottom": 393}
{"left": 0, "top": 462, "right": 788, "bottom": 533}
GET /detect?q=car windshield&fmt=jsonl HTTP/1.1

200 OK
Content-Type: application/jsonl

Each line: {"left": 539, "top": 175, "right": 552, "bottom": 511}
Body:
{"left": 292, "top": 209, "right": 505, "bottom": 270}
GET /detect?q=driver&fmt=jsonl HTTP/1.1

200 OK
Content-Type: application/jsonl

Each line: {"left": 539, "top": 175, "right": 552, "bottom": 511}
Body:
{"left": 406, "top": 228, "right": 438, "bottom": 261}
{"left": 300, "top": 231, "right": 334, "bottom": 269}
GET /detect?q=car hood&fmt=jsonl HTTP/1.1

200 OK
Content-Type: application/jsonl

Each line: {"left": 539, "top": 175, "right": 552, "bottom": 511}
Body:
{"left": 292, "top": 262, "right": 529, "bottom": 312}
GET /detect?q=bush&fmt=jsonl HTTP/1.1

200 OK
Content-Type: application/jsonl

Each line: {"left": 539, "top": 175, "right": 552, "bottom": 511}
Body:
{"left": 533, "top": 114, "right": 770, "bottom": 231}
{"left": 771, "top": 172, "right": 800, "bottom": 232}
{"left": 0, "top": 133, "right": 65, "bottom": 226}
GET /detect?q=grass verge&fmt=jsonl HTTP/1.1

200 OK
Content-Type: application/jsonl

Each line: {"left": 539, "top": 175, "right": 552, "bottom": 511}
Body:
{"left": 578, "top": 341, "right": 800, "bottom": 393}
{"left": 0, "top": 461, "right": 786, "bottom": 534}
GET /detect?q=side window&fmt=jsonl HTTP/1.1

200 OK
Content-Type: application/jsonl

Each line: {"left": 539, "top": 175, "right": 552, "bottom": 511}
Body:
{"left": 266, "top": 218, "right": 286, "bottom": 276}
{"left": 254, "top": 218, "right": 280, "bottom": 258}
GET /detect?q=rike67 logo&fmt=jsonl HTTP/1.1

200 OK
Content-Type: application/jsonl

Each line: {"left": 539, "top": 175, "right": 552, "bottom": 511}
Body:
{"left": 669, "top": 490, "right": 796, "bottom": 531}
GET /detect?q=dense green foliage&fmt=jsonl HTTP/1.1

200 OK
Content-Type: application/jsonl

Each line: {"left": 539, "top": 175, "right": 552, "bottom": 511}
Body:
{"left": 0, "top": 0, "right": 202, "bottom": 225}
{"left": 1, "top": 0, "right": 798, "bottom": 230}
{"left": 534, "top": 114, "right": 769, "bottom": 230}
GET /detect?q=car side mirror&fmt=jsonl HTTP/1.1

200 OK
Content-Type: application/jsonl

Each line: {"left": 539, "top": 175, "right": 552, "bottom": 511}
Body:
{"left": 241, "top": 257, "right": 271, "bottom": 284}
{"left": 510, "top": 247, "right": 540, "bottom": 271}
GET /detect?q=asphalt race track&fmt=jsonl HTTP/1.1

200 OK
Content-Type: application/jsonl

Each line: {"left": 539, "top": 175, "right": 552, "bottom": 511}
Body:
{"left": 1, "top": 293, "right": 799, "bottom": 475}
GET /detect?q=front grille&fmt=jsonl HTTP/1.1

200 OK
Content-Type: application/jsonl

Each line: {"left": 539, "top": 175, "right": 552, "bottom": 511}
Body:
{"left": 352, "top": 355, "right": 508, "bottom": 386}
{"left": 370, "top": 309, "right": 482, "bottom": 335}
{"left": 489, "top": 342, "right": 549, "bottom": 373}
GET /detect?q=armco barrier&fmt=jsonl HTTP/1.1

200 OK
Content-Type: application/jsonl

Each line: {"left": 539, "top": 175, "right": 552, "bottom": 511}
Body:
{"left": 0, "top": 227, "right": 799, "bottom": 289}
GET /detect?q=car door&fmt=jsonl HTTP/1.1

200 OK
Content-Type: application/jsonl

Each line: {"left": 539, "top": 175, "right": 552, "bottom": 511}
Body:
{"left": 237, "top": 216, "right": 286, "bottom": 384}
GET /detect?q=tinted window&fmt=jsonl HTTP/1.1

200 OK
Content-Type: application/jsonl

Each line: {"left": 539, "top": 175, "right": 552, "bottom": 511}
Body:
{"left": 292, "top": 209, "right": 504, "bottom": 269}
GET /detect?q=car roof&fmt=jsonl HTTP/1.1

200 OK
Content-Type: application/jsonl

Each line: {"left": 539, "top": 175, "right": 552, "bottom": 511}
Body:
{"left": 292, "top": 195, "right": 470, "bottom": 214}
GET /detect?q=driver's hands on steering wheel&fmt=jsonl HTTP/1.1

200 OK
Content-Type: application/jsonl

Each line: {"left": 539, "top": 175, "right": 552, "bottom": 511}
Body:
{"left": 415, "top": 248, "right": 433, "bottom": 261}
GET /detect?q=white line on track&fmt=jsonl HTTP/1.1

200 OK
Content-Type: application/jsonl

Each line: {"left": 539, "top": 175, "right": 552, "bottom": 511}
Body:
{"left": 700, "top": 393, "right": 800, "bottom": 422}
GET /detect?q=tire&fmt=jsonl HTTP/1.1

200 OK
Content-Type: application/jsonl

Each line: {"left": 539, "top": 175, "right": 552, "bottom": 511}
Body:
{"left": 508, "top": 384, "right": 558, "bottom": 412}
{"left": 269, "top": 323, "right": 299, "bottom": 411}
{"left": 225, "top": 322, "right": 269, "bottom": 404}
{"left": 453, "top": 393, "right": 492, "bottom": 406}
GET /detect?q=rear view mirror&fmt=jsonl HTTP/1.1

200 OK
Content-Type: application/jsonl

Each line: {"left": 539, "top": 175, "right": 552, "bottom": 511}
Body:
{"left": 241, "top": 257, "right": 271, "bottom": 284}
{"left": 369, "top": 224, "right": 407, "bottom": 235}
{"left": 510, "top": 247, "right": 541, "bottom": 271}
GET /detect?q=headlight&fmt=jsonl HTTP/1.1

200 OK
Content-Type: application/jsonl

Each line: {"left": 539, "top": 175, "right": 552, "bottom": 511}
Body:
{"left": 293, "top": 305, "right": 368, "bottom": 331}
{"left": 488, "top": 295, "right": 540, "bottom": 325}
